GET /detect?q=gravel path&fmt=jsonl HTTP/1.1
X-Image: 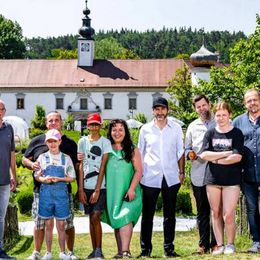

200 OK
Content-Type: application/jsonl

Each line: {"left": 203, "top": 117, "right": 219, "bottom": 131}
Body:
{"left": 19, "top": 216, "right": 196, "bottom": 235}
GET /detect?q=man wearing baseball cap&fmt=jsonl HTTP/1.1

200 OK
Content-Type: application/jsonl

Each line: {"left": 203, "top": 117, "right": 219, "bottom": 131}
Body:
{"left": 138, "top": 97, "right": 185, "bottom": 257}
{"left": 22, "top": 111, "right": 79, "bottom": 260}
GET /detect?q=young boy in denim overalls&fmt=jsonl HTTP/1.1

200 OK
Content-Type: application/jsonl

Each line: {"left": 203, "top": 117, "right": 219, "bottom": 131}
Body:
{"left": 35, "top": 129, "right": 76, "bottom": 260}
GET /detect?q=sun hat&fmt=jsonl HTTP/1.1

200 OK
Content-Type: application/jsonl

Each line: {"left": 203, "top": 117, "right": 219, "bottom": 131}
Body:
{"left": 45, "top": 129, "right": 62, "bottom": 142}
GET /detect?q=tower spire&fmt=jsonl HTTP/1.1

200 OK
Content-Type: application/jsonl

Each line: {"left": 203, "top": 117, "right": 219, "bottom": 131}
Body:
{"left": 78, "top": 0, "right": 95, "bottom": 67}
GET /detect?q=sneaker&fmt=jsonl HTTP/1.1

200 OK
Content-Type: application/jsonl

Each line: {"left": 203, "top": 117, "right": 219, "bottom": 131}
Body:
{"left": 164, "top": 251, "right": 180, "bottom": 258}
{"left": 0, "top": 249, "right": 16, "bottom": 259}
{"left": 122, "top": 251, "right": 131, "bottom": 258}
{"left": 137, "top": 250, "right": 151, "bottom": 258}
{"left": 26, "top": 251, "right": 41, "bottom": 260}
{"left": 212, "top": 245, "right": 224, "bottom": 255}
{"left": 42, "top": 252, "right": 52, "bottom": 260}
{"left": 86, "top": 251, "right": 95, "bottom": 259}
{"left": 59, "top": 252, "right": 71, "bottom": 260}
{"left": 224, "top": 244, "right": 235, "bottom": 254}
{"left": 93, "top": 248, "right": 104, "bottom": 259}
{"left": 248, "top": 241, "right": 260, "bottom": 253}
{"left": 113, "top": 253, "right": 123, "bottom": 259}
{"left": 68, "top": 251, "right": 77, "bottom": 260}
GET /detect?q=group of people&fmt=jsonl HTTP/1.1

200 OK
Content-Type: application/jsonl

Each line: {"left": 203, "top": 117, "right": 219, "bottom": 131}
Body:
{"left": 0, "top": 88, "right": 259, "bottom": 259}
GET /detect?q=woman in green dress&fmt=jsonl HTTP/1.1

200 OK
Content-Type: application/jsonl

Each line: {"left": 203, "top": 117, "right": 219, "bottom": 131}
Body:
{"left": 102, "top": 119, "right": 143, "bottom": 258}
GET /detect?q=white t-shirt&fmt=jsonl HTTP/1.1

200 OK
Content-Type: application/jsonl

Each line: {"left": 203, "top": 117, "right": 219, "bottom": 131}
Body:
{"left": 78, "top": 136, "right": 112, "bottom": 190}
{"left": 35, "top": 151, "right": 76, "bottom": 179}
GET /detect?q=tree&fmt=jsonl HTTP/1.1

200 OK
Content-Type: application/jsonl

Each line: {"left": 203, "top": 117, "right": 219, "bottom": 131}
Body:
{"left": 193, "top": 14, "right": 260, "bottom": 117}
{"left": 95, "top": 37, "right": 139, "bottom": 59}
{"left": 50, "top": 48, "right": 77, "bottom": 59}
{"left": 167, "top": 65, "right": 197, "bottom": 126}
{"left": 0, "top": 15, "right": 25, "bottom": 58}
{"left": 31, "top": 105, "right": 46, "bottom": 130}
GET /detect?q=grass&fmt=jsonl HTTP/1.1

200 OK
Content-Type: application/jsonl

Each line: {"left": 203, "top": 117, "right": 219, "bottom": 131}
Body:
{"left": 6, "top": 230, "right": 259, "bottom": 259}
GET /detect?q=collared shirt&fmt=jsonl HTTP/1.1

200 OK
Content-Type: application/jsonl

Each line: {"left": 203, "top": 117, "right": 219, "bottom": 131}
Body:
{"left": 233, "top": 112, "right": 260, "bottom": 184}
{"left": 0, "top": 121, "right": 15, "bottom": 185}
{"left": 138, "top": 118, "right": 184, "bottom": 188}
{"left": 185, "top": 117, "right": 215, "bottom": 186}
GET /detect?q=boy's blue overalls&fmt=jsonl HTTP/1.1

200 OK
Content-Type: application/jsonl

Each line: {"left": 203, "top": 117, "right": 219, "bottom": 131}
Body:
{"left": 38, "top": 153, "right": 70, "bottom": 220}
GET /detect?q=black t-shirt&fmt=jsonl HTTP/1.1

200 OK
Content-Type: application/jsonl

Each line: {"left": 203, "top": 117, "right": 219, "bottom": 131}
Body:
{"left": 201, "top": 127, "right": 244, "bottom": 186}
{"left": 24, "top": 133, "right": 78, "bottom": 193}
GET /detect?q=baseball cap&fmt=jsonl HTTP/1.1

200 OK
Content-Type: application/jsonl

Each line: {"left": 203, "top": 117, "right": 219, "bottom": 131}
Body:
{"left": 87, "top": 113, "right": 102, "bottom": 125}
{"left": 45, "top": 129, "right": 62, "bottom": 142}
{"left": 152, "top": 97, "right": 168, "bottom": 109}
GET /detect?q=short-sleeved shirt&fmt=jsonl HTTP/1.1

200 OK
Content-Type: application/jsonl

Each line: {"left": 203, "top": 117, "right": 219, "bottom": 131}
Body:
{"left": 201, "top": 127, "right": 244, "bottom": 186}
{"left": 0, "top": 122, "right": 15, "bottom": 185}
{"left": 35, "top": 151, "right": 76, "bottom": 179}
{"left": 138, "top": 119, "right": 184, "bottom": 188}
{"left": 24, "top": 133, "right": 78, "bottom": 192}
{"left": 78, "top": 136, "right": 112, "bottom": 190}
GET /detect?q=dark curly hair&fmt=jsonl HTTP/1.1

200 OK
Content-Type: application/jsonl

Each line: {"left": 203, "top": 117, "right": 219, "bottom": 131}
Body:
{"left": 107, "top": 119, "right": 135, "bottom": 163}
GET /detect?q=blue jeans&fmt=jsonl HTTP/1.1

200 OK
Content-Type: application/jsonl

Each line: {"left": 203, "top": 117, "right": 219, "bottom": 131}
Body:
{"left": 242, "top": 181, "right": 260, "bottom": 242}
{"left": 0, "top": 185, "right": 10, "bottom": 249}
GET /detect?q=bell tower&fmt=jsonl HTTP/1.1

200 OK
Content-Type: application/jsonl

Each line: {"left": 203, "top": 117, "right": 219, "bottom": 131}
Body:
{"left": 78, "top": 0, "right": 95, "bottom": 67}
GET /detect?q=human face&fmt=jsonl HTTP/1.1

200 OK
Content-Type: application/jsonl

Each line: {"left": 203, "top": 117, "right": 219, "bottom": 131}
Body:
{"left": 215, "top": 109, "right": 231, "bottom": 128}
{"left": 46, "top": 113, "right": 62, "bottom": 130}
{"left": 153, "top": 106, "right": 168, "bottom": 121}
{"left": 194, "top": 98, "right": 211, "bottom": 120}
{"left": 87, "top": 123, "right": 101, "bottom": 134}
{"left": 0, "top": 102, "right": 6, "bottom": 121}
{"left": 46, "top": 139, "right": 61, "bottom": 154}
{"left": 244, "top": 91, "right": 260, "bottom": 115}
{"left": 111, "top": 123, "right": 125, "bottom": 144}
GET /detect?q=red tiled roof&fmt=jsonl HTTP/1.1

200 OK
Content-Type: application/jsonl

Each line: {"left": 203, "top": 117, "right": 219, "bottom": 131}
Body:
{"left": 0, "top": 59, "right": 185, "bottom": 89}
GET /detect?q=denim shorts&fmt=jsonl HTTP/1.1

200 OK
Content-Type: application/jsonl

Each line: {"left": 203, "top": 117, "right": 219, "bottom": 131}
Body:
{"left": 33, "top": 192, "right": 74, "bottom": 229}
{"left": 83, "top": 189, "right": 106, "bottom": 215}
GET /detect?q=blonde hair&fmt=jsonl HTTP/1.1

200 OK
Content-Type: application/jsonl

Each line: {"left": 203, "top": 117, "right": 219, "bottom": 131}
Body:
{"left": 213, "top": 101, "right": 232, "bottom": 114}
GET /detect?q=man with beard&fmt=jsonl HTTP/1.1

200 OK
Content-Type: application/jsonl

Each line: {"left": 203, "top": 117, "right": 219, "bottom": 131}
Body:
{"left": 138, "top": 97, "right": 185, "bottom": 258}
{"left": 185, "top": 95, "right": 216, "bottom": 254}
{"left": 233, "top": 89, "right": 260, "bottom": 253}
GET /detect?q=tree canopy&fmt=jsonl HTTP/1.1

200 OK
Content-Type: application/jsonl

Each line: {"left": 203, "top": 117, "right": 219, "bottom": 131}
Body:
{"left": 167, "top": 15, "right": 260, "bottom": 122}
{"left": 0, "top": 14, "right": 25, "bottom": 58}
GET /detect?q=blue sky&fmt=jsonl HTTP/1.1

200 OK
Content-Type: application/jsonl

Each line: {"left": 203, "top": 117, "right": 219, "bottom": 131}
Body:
{"left": 0, "top": 0, "right": 259, "bottom": 38}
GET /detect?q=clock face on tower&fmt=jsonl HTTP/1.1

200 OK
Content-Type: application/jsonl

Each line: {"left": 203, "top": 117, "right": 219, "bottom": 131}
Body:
{"left": 81, "top": 42, "right": 90, "bottom": 52}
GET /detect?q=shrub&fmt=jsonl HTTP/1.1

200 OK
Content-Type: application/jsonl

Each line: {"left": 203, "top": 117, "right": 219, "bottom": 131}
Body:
{"left": 156, "top": 188, "right": 193, "bottom": 215}
{"left": 176, "top": 189, "right": 193, "bottom": 215}
{"left": 29, "top": 128, "right": 45, "bottom": 139}
{"left": 16, "top": 153, "right": 24, "bottom": 168}
{"left": 16, "top": 189, "right": 33, "bottom": 215}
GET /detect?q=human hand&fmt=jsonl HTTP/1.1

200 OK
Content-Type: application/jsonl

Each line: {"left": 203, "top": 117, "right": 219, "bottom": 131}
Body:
{"left": 78, "top": 189, "right": 87, "bottom": 204}
{"left": 44, "top": 175, "right": 53, "bottom": 183}
{"left": 188, "top": 150, "right": 197, "bottom": 161}
{"left": 179, "top": 173, "right": 185, "bottom": 185}
{"left": 31, "top": 161, "right": 41, "bottom": 171}
{"left": 125, "top": 188, "right": 135, "bottom": 202}
{"left": 90, "top": 190, "right": 100, "bottom": 204}
{"left": 10, "top": 178, "right": 16, "bottom": 192}
{"left": 77, "top": 153, "right": 85, "bottom": 161}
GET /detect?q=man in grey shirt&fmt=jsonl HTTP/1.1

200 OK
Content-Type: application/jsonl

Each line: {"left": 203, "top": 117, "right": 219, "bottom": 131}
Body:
{"left": 0, "top": 100, "right": 16, "bottom": 260}
{"left": 185, "top": 94, "right": 216, "bottom": 254}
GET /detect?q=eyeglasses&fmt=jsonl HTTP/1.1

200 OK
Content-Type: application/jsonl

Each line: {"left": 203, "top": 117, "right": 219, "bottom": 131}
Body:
{"left": 0, "top": 108, "right": 6, "bottom": 111}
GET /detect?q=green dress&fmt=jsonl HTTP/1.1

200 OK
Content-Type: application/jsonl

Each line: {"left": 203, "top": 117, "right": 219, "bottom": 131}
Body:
{"left": 101, "top": 149, "right": 142, "bottom": 229}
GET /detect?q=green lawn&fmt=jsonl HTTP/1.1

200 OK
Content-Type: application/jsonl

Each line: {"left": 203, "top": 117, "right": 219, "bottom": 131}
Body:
{"left": 6, "top": 230, "right": 259, "bottom": 259}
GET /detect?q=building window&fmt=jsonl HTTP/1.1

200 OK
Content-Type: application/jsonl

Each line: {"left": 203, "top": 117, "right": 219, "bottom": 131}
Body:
{"left": 56, "top": 98, "right": 64, "bottom": 109}
{"left": 17, "top": 98, "right": 24, "bottom": 109}
{"left": 129, "top": 98, "right": 137, "bottom": 110}
{"left": 80, "top": 98, "right": 88, "bottom": 110}
{"left": 104, "top": 98, "right": 112, "bottom": 109}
